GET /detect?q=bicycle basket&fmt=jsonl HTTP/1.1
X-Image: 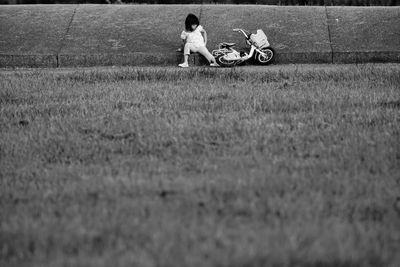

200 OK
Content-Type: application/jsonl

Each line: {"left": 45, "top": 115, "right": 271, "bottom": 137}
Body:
{"left": 250, "top": 29, "right": 270, "bottom": 49}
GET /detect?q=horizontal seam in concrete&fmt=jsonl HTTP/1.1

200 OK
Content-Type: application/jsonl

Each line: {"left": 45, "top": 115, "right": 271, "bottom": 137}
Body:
{"left": 6, "top": 51, "right": 399, "bottom": 56}
{"left": 52, "top": 51, "right": 400, "bottom": 57}
{"left": 0, "top": 53, "right": 59, "bottom": 56}
{"left": 0, "top": 54, "right": 58, "bottom": 68}
{"left": 57, "top": 52, "right": 179, "bottom": 56}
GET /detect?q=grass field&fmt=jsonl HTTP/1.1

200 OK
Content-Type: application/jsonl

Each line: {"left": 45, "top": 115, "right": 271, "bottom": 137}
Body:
{"left": 1, "top": 64, "right": 400, "bottom": 267}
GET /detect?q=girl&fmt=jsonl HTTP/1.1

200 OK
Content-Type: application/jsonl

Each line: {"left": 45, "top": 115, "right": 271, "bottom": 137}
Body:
{"left": 178, "top": 14, "right": 219, "bottom": 68}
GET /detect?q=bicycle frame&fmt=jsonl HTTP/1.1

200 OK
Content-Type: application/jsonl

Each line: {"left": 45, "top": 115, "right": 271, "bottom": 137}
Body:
{"left": 212, "top": 28, "right": 275, "bottom": 67}
{"left": 214, "top": 29, "right": 268, "bottom": 61}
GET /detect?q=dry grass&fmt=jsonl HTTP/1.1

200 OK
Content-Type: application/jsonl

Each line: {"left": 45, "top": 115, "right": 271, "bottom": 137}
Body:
{"left": 1, "top": 64, "right": 400, "bottom": 267}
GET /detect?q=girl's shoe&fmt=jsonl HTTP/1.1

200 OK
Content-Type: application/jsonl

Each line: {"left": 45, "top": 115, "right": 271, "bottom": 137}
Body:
{"left": 178, "top": 63, "right": 189, "bottom": 68}
{"left": 210, "top": 62, "right": 219, "bottom": 67}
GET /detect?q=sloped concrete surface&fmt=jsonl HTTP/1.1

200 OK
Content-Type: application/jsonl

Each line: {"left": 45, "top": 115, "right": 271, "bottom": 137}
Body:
{"left": 0, "top": 5, "right": 399, "bottom": 68}
{"left": 327, "top": 7, "right": 400, "bottom": 63}
{"left": 201, "top": 5, "right": 332, "bottom": 63}
{"left": 0, "top": 5, "right": 76, "bottom": 67}
{"left": 59, "top": 5, "right": 200, "bottom": 66}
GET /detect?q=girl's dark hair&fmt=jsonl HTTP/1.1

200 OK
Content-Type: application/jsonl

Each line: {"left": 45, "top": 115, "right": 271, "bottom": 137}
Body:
{"left": 185, "top": 13, "right": 200, "bottom": 32}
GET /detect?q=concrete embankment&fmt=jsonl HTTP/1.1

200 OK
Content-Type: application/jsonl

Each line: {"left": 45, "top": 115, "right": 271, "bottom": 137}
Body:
{"left": 0, "top": 5, "right": 399, "bottom": 68}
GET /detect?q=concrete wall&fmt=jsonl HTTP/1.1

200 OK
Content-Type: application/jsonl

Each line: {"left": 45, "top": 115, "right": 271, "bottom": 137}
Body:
{"left": 0, "top": 5, "right": 399, "bottom": 67}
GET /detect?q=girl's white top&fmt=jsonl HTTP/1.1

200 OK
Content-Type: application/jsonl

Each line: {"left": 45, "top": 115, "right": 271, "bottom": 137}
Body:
{"left": 181, "top": 25, "right": 205, "bottom": 46}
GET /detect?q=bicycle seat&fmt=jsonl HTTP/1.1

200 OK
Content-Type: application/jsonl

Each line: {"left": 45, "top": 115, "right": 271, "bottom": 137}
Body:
{"left": 220, "top": 42, "right": 236, "bottom": 48}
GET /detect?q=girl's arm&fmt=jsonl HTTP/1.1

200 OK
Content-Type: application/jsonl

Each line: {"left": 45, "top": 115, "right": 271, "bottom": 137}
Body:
{"left": 201, "top": 29, "right": 207, "bottom": 46}
{"left": 181, "top": 31, "right": 188, "bottom": 44}
{"left": 180, "top": 31, "right": 187, "bottom": 50}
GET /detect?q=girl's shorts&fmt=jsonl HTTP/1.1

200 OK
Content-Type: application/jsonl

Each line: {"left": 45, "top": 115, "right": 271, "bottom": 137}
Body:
{"left": 184, "top": 43, "right": 206, "bottom": 55}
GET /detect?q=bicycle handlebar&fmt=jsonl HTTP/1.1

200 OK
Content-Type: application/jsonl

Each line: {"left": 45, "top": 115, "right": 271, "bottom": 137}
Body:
{"left": 232, "top": 28, "right": 251, "bottom": 38}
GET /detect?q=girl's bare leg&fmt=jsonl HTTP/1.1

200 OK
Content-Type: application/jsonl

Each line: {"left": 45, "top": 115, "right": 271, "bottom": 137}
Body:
{"left": 182, "top": 54, "right": 189, "bottom": 64}
{"left": 179, "top": 43, "right": 190, "bottom": 67}
{"left": 197, "top": 46, "right": 217, "bottom": 64}
{"left": 181, "top": 43, "right": 192, "bottom": 64}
